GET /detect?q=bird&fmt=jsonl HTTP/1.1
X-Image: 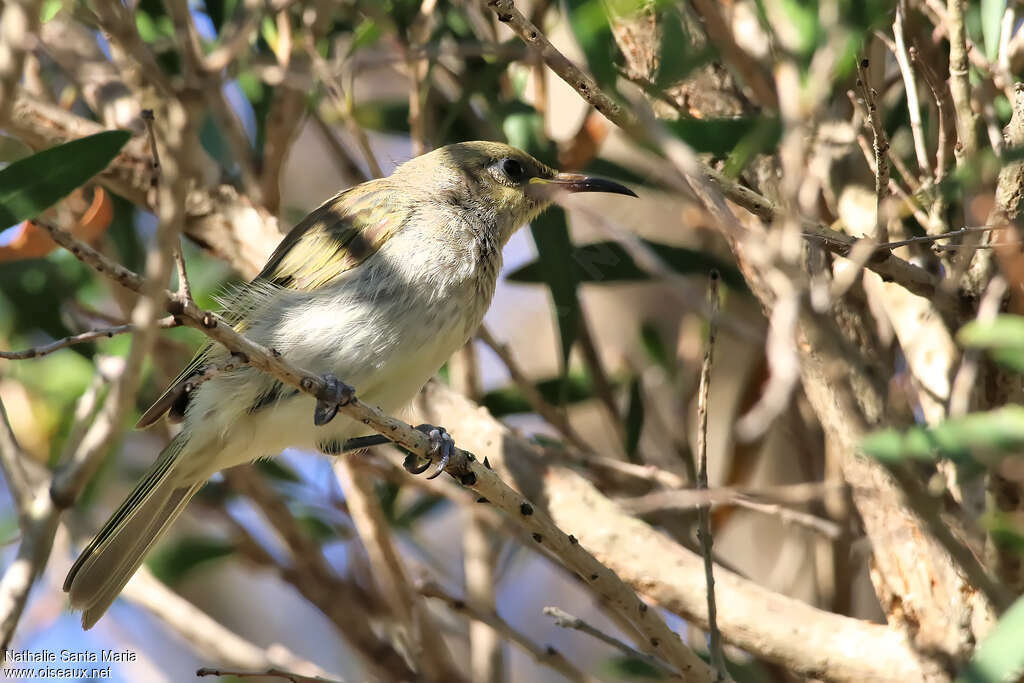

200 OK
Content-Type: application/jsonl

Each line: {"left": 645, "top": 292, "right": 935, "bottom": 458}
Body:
{"left": 63, "top": 140, "right": 636, "bottom": 629}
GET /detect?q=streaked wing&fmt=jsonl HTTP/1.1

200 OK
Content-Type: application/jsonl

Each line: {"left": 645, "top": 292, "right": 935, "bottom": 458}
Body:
{"left": 136, "top": 181, "right": 404, "bottom": 428}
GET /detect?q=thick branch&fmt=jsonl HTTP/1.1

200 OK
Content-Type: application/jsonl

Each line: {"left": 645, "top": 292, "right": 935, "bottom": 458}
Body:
{"left": 414, "top": 381, "right": 929, "bottom": 682}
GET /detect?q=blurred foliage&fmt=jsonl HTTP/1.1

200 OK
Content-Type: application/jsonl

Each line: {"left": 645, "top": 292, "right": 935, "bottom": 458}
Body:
{"left": 482, "top": 370, "right": 620, "bottom": 417}
{"left": 7, "top": 0, "right": 1024, "bottom": 677}
{"left": 507, "top": 239, "right": 746, "bottom": 289}
{"left": 0, "top": 131, "right": 129, "bottom": 228}
{"left": 861, "top": 406, "right": 1024, "bottom": 468}
{"left": 958, "top": 314, "right": 1024, "bottom": 372}
{"left": 957, "top": 595, "right": 1024, "bottom": 683}
{"left": 147, "top": 536, "right": 236, "bottom": 585}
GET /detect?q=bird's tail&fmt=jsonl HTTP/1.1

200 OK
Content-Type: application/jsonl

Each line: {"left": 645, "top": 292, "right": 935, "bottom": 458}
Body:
{"left": 64, "top": 433, "right": 202, "bottom": 629}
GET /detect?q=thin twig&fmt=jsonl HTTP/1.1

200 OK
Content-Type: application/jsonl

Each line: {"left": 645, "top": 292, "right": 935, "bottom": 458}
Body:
{"left": 0, "top": 0, "right": 42, "bottom": 125}
{"left": 946, "top": 0, "right": 978, "bottom": 159}
{"left": 463, "top": 510, "right": 505, "bottom": 683}
{"left": 416, "top": 381, "right": 930, "bottom": 681}
{"left": 164, "top": 0, "right": 261, "bottom": 201}
{"left": 224, "top": 468, "right": 416, "bottom": 679}
{"left": 36, "top": 216, "right": 712, "bottom": 680}
{"left": 478, "top": 325, "right": 591, "bottom": 453}
{"left": 543, "top": 606, "right": 674, "bottom": 677}
{"left": 406, "top": 0, "right": 438, "bottom": 155}
{"left": 418, "top": 580, "right": 599, "bottom": 683}
{"left": 333, "top": 462, "right": 464, "bottom": 682}
{"left": 576, "top": 311, "right": 626, "bottom": 445}
{"left": 910, "top": 45, "right": 952, "bottom": 186}
{"left": 49, "top": 104, "right": 188, "bottom": 505}
{"left": 949, "top": 276, "right": 1007, "bottom": 417}
{"left": 196, "top": 667, "right": 341, "bottom": 683}
{"left": 305, "top": 37, "right": 383, "bottom": 178}
{"left": 695, "top": 270, "right": 729, "bottom": 681}
{"left": 856, "top": 58, "right": 891, "bottom": 242}
{"left": 123, "top": 566, "right": 336, "bottom": 680}
{"left": 619, "top": 481, "right": 843, "bottom": 511}
{"left": 891, "top": 2, "right": 931, "bottom": 178}
{"left": 0, "top": 317, "right": 179, "bottom": 361}
{"left": 0, "top": 399, "right": 36, "bottom": 520}
{"left": 142, "top": 113, "right": 192, "bottom": 303}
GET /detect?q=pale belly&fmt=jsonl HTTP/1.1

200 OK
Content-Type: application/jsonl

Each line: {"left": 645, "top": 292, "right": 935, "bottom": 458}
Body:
{"left": 174, "top": 257, "right": 492, "bottom": 483}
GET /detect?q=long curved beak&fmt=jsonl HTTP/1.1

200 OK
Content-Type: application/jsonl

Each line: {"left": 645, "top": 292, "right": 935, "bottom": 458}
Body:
{"left": 529, "top": 172, "right": 638, "bottom": 198}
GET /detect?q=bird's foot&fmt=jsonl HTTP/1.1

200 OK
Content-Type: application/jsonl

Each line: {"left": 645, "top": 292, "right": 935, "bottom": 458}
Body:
{"left": 313, "top": 373, "right": 355, "bottom": 426}
{"left": 403, "top": 424, "right": 454, "bottom": 480}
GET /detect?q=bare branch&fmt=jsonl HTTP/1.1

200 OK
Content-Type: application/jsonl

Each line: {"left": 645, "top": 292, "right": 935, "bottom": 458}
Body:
{"left": 0, "top": 398, "right": 41, "bottom": 518}
{"left": 419, "top": 580, "right": 599, "bottom": 683}
{"left": 478, "top": 325, "right": 590, "bottom": 451}
{"left": 333, "top": 462, "right": 465, "bottom": 682}
{"left": 196, "top": 667, "right": 341, "bottom": 683}
{"left": 856, "top": 58, "right": 891, "bottom": 242}
{"left": 123, "top": 567, "right": 335, "bottom": 680}
{"left": 0, "top": 0, "right": 42, "bottom": 125}
{"left": 414, "top": 380, "right": 929, "bottom": 682}
{"left": 0, "top": 317, "right": 179, "bottom": 360}
{"left": 947, "top": 0, "right": 978, "bottom": 158}
{"left": 695, "top": 271, "right": 730, "bottom": 681}
{"left": 543, "top": 606, "right": 674, "bottom": 677}
{"left": 892, "top": 2, "right": 931, "bottom": 178}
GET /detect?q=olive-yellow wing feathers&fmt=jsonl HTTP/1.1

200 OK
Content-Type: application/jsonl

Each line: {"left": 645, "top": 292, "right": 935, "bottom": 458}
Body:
{"left": 136, "top": 181, "right": 407, "bottom": 428}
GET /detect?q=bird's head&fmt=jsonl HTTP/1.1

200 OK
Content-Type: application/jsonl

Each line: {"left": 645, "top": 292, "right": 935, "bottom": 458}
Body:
{"left": 392, "top": 141, "right": 636, "bottom": 245}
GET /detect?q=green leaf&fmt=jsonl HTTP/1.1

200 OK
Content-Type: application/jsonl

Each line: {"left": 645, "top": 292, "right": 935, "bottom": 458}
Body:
{"left": 861, "top": 406, "right": 1024, "bottom": 466}
{"left": 624, "top": 377, "right": 644, "bottom": 461}
{"left": 776, "top": 0, "right": 821, "bottom": 56}
{"left": 666, "top": 117, "right": 781, "bottom": 158}
{"left": 529, "top": 210, "right": 580, "bottom": 388}
{"left": 722, "top": 118, "right": 784, "bottom": 176}
{"left": 566, "top": 0, "right": 620, "bottom": 88}
{"left": 957, "top": 595, "right": 1024, "bottom": 683}
{"left": 394, "top": 494, "right": 447, "bottom": 529}
{"left": 40, "top": 0, "right": 62, "bottom": 23}
{"left": 147, "top": 536, "right": 235, "bottom": 585}
{"left": 958, "top": 314, "right": 1024, "bottom": 372}
{"left": 347, "top": 18, "right": 382, "bottom": 56}
{"left": 255, "top": 458, "right": 301, "bottom": 482}
{"left": 655, "top": 8, "right": 712, "bottom": 88}
{"left": 0, "top": 130, "right": 131, "bottom": 229}
{"left": 641, "top": 323, "right": 672, "bottom": 372}
{"left": 352, "top": 100, "right": 411, "bottom": 134}
{"left": 0, "top": 134, "right": 34, "bottom": 164}
{"left": 482, "top": 371, "right": 612, "bottom": 417}
{"left": 506, "top": 239, "right": 746, "bottom": 291}
{"left": 293, "top": 510, "right": 345, "bottom": 542}
{"left": 980, "top": 0, "right": 1006, "bottom": 62}
{"left": 958, "top": 314, "right": 1024, "bottom": 349}
{"left": 989, "top": 348, "right": 1024, "bottom": 373}
{"left": 604, "top": 655, "right": 667, "bottom": 679}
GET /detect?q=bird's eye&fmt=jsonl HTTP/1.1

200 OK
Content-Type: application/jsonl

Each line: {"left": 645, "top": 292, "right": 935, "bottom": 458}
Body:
{"left": 501, "top": 158, "right": 526, "bottom": 183}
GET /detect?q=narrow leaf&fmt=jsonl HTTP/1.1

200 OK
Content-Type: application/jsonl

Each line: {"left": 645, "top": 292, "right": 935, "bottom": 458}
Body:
{"left": 147, "top": 536, "right": 235, "bottom": 585}
{"left": 507, "top": 239, "right": 746, "bottom": 290}
{"left": 958, "top": 314, "right": 1024, "bottom": 349}
{"left": 624, "top": 377, "right": 644, "bottom": 461}
{"left": 666, "top": 117, "right": 781, "bottom": 158}
{"left": 861, "top": 406, "right": 1024, "bottom": 466}
{"left": 980, "top": 0, "right": 1006, "bottom": 62}
{"left": 0, "top": 130, "right": 131, "bottom": 229}
{"left": 482, "top": 371, "right": 611, "bottom": 417}
{"left": 957, "top": 595, "right": 1024, "bottom": 683}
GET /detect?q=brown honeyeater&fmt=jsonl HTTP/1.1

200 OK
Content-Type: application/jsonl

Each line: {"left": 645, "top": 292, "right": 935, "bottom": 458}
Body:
{"left": 64, "top": 141, "right": 636, "bottom": 628}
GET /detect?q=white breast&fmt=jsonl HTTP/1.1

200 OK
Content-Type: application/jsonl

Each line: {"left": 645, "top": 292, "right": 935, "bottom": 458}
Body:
{"left": 176, "top": 215, "right": 501, "bottom": 481}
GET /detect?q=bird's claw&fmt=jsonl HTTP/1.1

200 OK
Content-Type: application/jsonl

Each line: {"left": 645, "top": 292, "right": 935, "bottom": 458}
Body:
{"left": 402, "top": 424, "right": 454, "bottom": 479}
{"left": 313, "top": 373, "right": 355, "bottom": 426}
